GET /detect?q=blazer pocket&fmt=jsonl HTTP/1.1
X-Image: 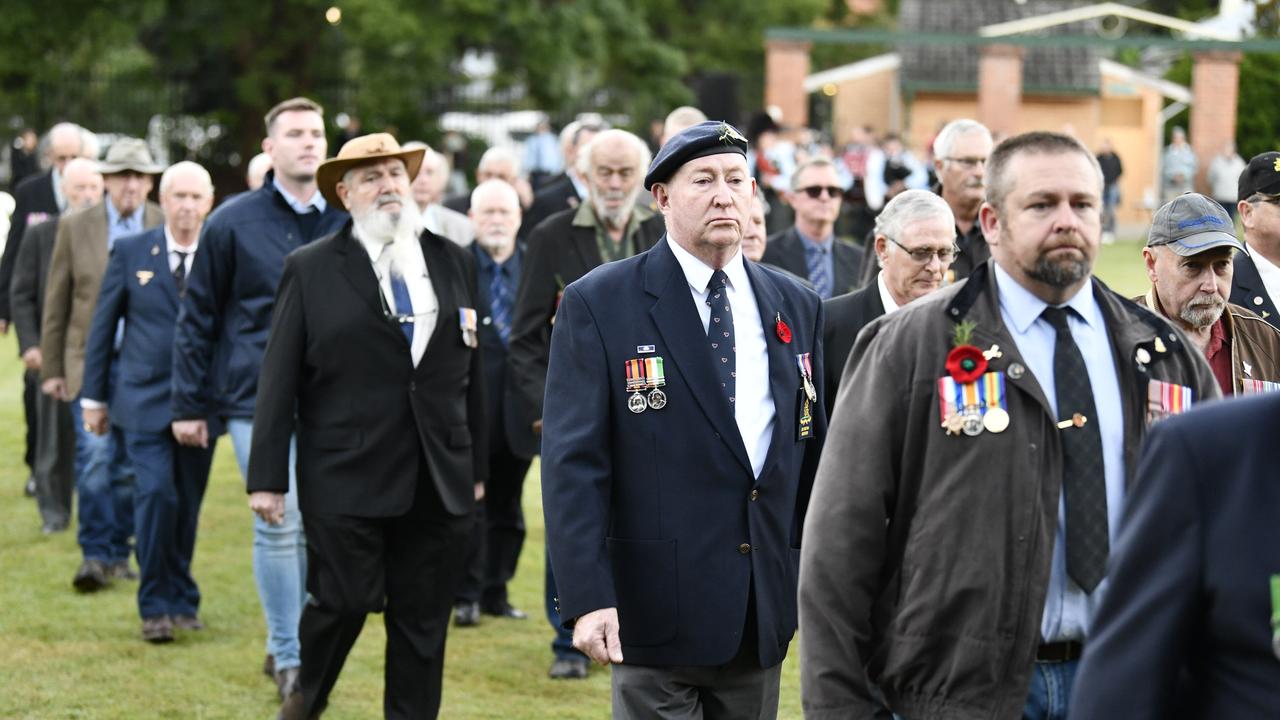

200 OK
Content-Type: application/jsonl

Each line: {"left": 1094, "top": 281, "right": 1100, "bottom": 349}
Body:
{"left": 607, "top": 537, "right": 678, "bottom": 647}
{"left": 448, "top": 425, "right": 472, "bottom": 448}
{"left": 306, "top": 427, "right": 362, "bottom": 450}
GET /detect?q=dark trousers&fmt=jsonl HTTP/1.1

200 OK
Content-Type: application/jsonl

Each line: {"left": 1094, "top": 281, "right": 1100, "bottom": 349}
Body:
{"left": 123, "top": 429, "right": 215, "bottom": 619}
{"left": 33, "top": 389, "right": 75, "bottom": 528}
{"left": 456, "top": 447, "right": 531, "bottom": 607}
{"left": 22, "top": 368, "right": 37, "bottom": 471}
{"left": 299, "top": 479, "right": 472, "bottom": 719}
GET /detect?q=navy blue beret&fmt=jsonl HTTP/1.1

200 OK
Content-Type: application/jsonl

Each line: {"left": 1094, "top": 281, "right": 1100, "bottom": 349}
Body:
{"left": 644, "top": 120, "right": 749, "bottom": 190}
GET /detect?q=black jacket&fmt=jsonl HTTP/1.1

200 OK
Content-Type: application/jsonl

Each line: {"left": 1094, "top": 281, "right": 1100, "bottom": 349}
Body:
{"left": 472, "top": 241, "right": 525, "bottom": 456}
{"left": 519, "top": 173, "right": 580, "bottom": 239}
{"left": 1230, "top": 250, "right": 1280, "bottom": 331}
{"left": 761, "top": 227, "right": 865, "bottom": 298}
{"left": 821, "top": 282, "right": 885, "bottom": 418}
{"left": 171, "top": 172, "right": 348, "bottom": 420}
{"left": 0, "top": 170, "right": 59, "bottom": 320}
{"left": 8, "top": 218, "right": 59, "bottom": 353}
{"left": 506, "top": 206, "right": 665, "bottom": 458}
{"left": 247, "top": 224, "right": 487, "bottom": 518}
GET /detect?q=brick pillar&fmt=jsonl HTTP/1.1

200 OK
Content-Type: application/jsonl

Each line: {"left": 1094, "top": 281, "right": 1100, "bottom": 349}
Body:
{"left": 1189, "top": 51, "right": 1242, "bottom": 193}
{"left": 765, "top": 40, "right": 811, "bottom": 128}
{"left": 846, "top": 0, "right": 882, "bottom": 14}
{"left": 977, "top": 44, "right": 1025, "bottom": 137}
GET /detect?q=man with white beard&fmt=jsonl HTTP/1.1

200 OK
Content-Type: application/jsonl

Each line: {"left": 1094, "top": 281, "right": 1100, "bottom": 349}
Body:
{"left": 452, "top": 180, "right": 533, "bottom": 627}
{"left": 1138, "top": 192, "right": 1280, "bottom": 396}
{"left": 249, "top": 133, "right": 487, "bottom": 720}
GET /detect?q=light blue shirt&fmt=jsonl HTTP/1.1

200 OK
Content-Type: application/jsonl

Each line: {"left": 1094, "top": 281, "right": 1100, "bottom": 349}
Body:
{"left": 272, "top": 175, "right": 327, "bottom": 215}
{"left": 992, "top": 263, "right": 1126, "bottom": 643}
{"left": 104, "top": 196, "right": 144, "bottom": 250}
{"left": 523, "top": 131, "right": 562, "bottom": 175}
{"left": 796, "top": 227, "right": 837, "bottom": 299}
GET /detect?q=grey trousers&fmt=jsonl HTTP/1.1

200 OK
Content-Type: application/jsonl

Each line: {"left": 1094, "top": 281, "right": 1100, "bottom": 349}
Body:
{"left": 33, "top": 388, "right": 75, "bottom": 528}
{"left": 610, "top": 647, "right": 782, "bottom": 720}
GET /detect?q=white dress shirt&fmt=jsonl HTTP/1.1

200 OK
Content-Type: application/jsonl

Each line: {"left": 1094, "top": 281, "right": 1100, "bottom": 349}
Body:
{"left": 876, "top": 271, "right": 901, "bottom": 313}
{"left": 354, "top": 228, "right": 437, "bottom": 367}
{"left": 1247, "top": 242, "right": 1280, "bottom": 311}
{"left": 667, "top": 237, "right": 776, "bottom": 478}
{"left": 165, "top": 227, "right": 198, "bottom": 275}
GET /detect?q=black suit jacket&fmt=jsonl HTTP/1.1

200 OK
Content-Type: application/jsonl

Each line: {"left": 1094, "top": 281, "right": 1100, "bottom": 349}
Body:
{"left": 820, "top": 282, "right": 885, "bottom": 418}
{"left": 1230, "top": 251, "right": 1280, "bottom": 330}
{"left": 1068, "top": 393, "right": 1280, "bottom": 720}
{"left": 505, "top": 206, "right": 666, "bottom": 458}
{"left": 443, "top": 193, "right": 470, "bottom": 216}
{"left": 247, "top": 224, "right": 488, "bottom": 518}
{"left": 0, "top": 170, "right": 59, "bottom": 320}
{"left": 472, "top": 242, "right": 524, "bottom": 457}
{"left": 8, "top": 218, "right": 59, "bottom": 353}
{"left": 760, "top": 227, "right": 865, "bottom": 298}
{"left": 519, "top": 174, "right": 580, "bottom": 239}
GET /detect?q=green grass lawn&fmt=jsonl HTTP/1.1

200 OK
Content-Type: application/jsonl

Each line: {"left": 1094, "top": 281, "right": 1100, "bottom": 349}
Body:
{"left": 0, "top": 240, "right": 1151, "bottom": 719}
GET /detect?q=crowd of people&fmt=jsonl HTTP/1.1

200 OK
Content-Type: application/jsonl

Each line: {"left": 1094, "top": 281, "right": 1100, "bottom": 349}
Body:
{"left": 1, "top": 100, "right": 1278, "bottom": 720}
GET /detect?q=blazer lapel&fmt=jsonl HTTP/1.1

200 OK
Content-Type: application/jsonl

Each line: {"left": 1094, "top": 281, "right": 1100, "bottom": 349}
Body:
{"left": 420, "top": 232, "right": 460, "bottom": 364}
{"left": 337, "top": 229, "right": 398, "bottom": 336}
{"left": 834, "top": 242, "right": 860, "bottom": 295}
{"left": 745, "top": 261, "right": 800, "bottom": 480}
{"left": 645, "top": 240, "right": 754, "bottom": 476}
{"left": 150, "top": 234, "right": 179, "bottom": 308}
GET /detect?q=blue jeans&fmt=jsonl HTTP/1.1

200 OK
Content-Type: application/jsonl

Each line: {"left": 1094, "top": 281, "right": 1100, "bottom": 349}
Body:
{"left": 70, "top": 398, "right": 134, "bottom": 563}
{"left": 1023, "top": 659, "right": 1079, "bottom": 720}
{"left": 227, "top": 418, "right": 306, "bottom": 671}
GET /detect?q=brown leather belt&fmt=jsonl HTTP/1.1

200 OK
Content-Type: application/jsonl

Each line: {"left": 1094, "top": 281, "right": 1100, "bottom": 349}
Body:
{"left": 1036, "top": 641, "right": 1084, "bottom": 662}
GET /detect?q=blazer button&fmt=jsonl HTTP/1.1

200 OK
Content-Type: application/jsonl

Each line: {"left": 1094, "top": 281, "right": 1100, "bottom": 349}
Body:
{"left": 410, "top": 382, "right": 417, "bottom": 392}
{"left": 738, "top": 543, "right": 751, "bottom": 555}
{"left": 749, "top": 488, "right": 760, "bottom": 501}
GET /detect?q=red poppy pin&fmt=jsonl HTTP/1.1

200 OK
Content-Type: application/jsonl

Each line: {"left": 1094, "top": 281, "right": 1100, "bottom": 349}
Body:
{"left": 775, "top": 312, "right": 792, "bottom": 344}
{"left": 945, "top": 320, "right": 987, "bottom": 384}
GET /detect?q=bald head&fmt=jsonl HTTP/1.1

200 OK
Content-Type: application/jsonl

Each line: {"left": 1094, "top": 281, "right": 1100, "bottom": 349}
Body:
{"left": 47, "top": 123, "right": 86, "bottom": 173}
{"left": 469, "top": 179, "right": 521, "bottom": 257}
{"left": 61, "top": 157, "right": 103, "bottom": 212}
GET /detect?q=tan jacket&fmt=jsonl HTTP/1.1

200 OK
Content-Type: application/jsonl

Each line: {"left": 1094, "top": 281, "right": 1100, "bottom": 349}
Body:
{"left": 1139, "top": 289, "right": 1280, "bottom": 395}
{"left": 801, "top": 261, "right": 1219, "bottom": 720}
{"left": 40, "top": 200, "right": 163, "bottom": 397}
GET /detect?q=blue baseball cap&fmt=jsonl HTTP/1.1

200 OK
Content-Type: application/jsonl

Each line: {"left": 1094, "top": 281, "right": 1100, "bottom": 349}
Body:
{"left": 1147, "top": 192, "right": 1246, "bottom": 257}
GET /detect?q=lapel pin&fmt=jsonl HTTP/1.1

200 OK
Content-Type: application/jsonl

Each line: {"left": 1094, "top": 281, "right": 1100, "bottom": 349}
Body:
{"left": 1135, "top": 348, "right": 1151, "bottom": 365}
{"left": 1244, "top": 361, "right": 1254, "bottom": 378}
{"left": 136, "top": 270, "right": 155, "bottom": 286}
{"left": 983, "top": 344, "right": 1002, "bottom": 360}
{"left": 1154, "top": 337, "right": 1168, "bottom": 353}
{"left": 1254, "top": 296, "right": 1265, "bottom": 306}
{"left": 637, "top": 344, "right": 656, "bottom": 354}
{"left": 1007, "top": 362, "right": 1025, "bottom": 380}
{"left": 775, "top": 312, "right": 792, "bottom": 344}
{"left": 151, "top": 245, "right": 160, "bottom": 256}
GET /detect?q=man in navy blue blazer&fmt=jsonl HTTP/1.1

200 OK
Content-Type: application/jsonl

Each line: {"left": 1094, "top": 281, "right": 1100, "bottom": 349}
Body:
{"left": 542, "top": 121, "right": 826, "bottom": 718}
{"left": 1068, "top": 392, "right": 1280, "bottom": 719}
{"left": 81, "top": 162, "right": 219, "bottom": 644}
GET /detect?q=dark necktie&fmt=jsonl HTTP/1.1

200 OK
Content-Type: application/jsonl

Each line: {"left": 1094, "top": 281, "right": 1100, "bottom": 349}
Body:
{"left": 706, "top": 269, "right": 735, "bottom": 405}
{"left": 172, "top": 250, "right": 189, "bottom": 297}
{"left": 489, "top": 264, "right": 511, "bottom": 346}
{"left": 390, "top": 272, "right": 415, "bottom": 346}
{"left": 804, "top": 242, "right": 833, "bottom": 299}
{"left": 1041, "top": 306, "right": 1108, "bottom": 593}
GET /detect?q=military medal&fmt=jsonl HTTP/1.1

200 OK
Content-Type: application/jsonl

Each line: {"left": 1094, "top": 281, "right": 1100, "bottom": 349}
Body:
{"left": 645, "top": 357, "right": 667, "bottom": 410}
{"left": 980, "top": 372, "right": 1009, "bottom": 434}
{"left": 1271, "top": 575, "right": 1280, "bottom": 660}
{"left": 625, "top": 359, "right": 647, "bottom": 413}
{"left": 795, "top": 352, "right": 816, "bottom": 403}
{"left": 1241, "top": 378, "right": 1280, "bottom": 395}
{"left": 625, "top": 357, "right": 669, "bottom": 413}
{"left": 1146, "top": 379, "right": 1193, "bottom": 424}
{"left": 938, "top": 370, "right": 1009, "bottom": 438}
{"left": 458, "top": 308, "right": 479, "bottom": 348}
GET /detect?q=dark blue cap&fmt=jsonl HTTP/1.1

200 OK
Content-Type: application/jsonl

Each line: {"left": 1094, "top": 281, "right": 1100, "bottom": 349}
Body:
{"left": 644, "top": 120, "right": 749, "bottom": 190}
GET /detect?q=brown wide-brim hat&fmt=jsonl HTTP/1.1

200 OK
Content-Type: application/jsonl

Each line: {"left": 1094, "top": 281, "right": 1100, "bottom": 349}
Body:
{"left": 97, "top": 137, "right": 165, "bottom": 175}
{"left": 316, "top": 133, "right": 426, "bottom": 208}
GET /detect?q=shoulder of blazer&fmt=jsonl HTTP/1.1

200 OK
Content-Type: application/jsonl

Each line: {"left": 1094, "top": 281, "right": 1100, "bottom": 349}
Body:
{"left": 112, "top": 227, "right": 164, "bottom": 255}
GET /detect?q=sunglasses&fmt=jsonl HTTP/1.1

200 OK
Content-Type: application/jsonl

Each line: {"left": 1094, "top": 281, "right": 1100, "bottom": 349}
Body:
{"left": 798, "top": 185, "right": 843, "bottom": 199}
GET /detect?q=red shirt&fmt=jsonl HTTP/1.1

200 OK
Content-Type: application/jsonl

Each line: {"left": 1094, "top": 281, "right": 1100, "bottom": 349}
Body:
{"left": 1203, "top": 316, "right": 1234, "bottom": 396}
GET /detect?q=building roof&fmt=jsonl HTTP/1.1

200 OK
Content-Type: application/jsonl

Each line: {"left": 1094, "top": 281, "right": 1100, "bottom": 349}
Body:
{"left": 898, "top": 0, "right": 1100, "bottom": 94}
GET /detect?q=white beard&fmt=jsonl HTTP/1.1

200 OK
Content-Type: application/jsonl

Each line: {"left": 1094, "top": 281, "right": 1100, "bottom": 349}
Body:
{"left": 353, "top": 194, "right": 426, "bottom": 278}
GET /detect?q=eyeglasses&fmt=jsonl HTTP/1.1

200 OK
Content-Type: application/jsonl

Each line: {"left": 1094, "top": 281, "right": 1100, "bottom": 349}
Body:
{"left": 797, "top": 185, "right": 843, "bottom": 199}
{"left": 942, "top": 157, "right": 987, "bottom": 169}
{"left": 886, "top": 236, "right": 960, "bottom": 264}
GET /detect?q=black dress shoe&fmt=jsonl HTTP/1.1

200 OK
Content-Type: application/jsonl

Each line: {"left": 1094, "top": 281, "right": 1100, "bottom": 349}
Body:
{"left": 277, "top": 686, "right": 306, "bottom": 720}
{"left": 72, "top": 559, "right": 112, "bottom": 592}
{"left": 263, "top": 653, "right": 275, "bottom": 678}
{"left": 548, "top": 656, "right": 589, "bottom": 679}
{"left": 274, "top": 666, "right": 301, "bottom": 702}
{"left": 480, "top": 601, "right": 528, "bottom": 619}
{"left": 453, "top": 602, "right": 480, "bottom": 627}
{"left": 108, "top": 560, "right": 138, "bottom": 581}
{"left": 141, "top": 616, "right": 175, "bottom": 643}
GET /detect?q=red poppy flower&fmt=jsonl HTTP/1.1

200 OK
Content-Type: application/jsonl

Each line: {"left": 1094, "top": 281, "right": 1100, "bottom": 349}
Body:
{"left": 775, "top": 315, "right": 792, "bottom": 344}
{"left": 945, "top": 344, "right": 988, "bottom": 384}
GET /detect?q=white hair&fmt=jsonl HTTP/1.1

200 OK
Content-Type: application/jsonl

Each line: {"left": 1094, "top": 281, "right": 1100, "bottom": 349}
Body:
{"left": 575, "top": 129, "right": 652, "bottom": 179}
{"left": 933, "top": 119, "right": 992, "bottom": 162}
{"left": 662, "top": 106, "right": 707, "bottom": 142}
{"left": 470, "top": 177, "right": 520, "bottom": 210}
{"left": 159, "top": 161, "right": 214, "bottom": 196}
{"left": 874, "top": 189, "right": 956, "bottom": 265}
{"left": 478, "top": 146, "right": 521, "bottom": 177}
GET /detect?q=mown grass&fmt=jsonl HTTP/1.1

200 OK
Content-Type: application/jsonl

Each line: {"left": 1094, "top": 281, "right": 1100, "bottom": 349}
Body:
{"left": 0, "top": 240, "right": 1149, "bottom": 718}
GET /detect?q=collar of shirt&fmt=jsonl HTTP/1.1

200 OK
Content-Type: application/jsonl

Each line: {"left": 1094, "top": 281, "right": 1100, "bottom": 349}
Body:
{"left": 876, "top": 271, "right": 900, "bottom": 313}
{"left": 164, "top": 225, "right": 198, "bottom": 258}
{"left": 352, "top": 224, "right": 395, "bottom": 270}
{"left": 1205, "top": 313, "right": 1229, "bottom": 359}
{"left": 1246, "top": 241, "right": 1280, "bottom": 304}
{"left": 994, "top": 262, "right": 1102, "bottom": 335}
{"left": 667, "top": 235, "right": 748, "bottom": 296}
{"left": 272, "top": 175, "right": 327, "bottom": 215}
{"left": 105, "top": 195, "right": 143, "bottom": 229}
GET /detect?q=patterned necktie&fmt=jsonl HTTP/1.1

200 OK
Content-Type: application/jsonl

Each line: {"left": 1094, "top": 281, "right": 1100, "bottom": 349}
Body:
{"left": 805, "top": 241, "right": 833, "bottom": 299}
{"left": 489, "top": 263, "right": 511, "bottom": 346}
{"left": 706, "top": 269, "right": 736, "bottom": 405}
{"left": 1041, "top": 306, "right": 1108, "bottom": 593}
{"left": 390, "top": 271, "right": 415, "bottom": 346}
{"left": 172, "top": 250, "right": 189, "bottom": 297}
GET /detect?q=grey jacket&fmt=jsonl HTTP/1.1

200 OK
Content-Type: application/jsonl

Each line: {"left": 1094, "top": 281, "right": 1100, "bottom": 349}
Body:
{"left": 800, "top": 260, "right": 1219, "bottom": 720}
